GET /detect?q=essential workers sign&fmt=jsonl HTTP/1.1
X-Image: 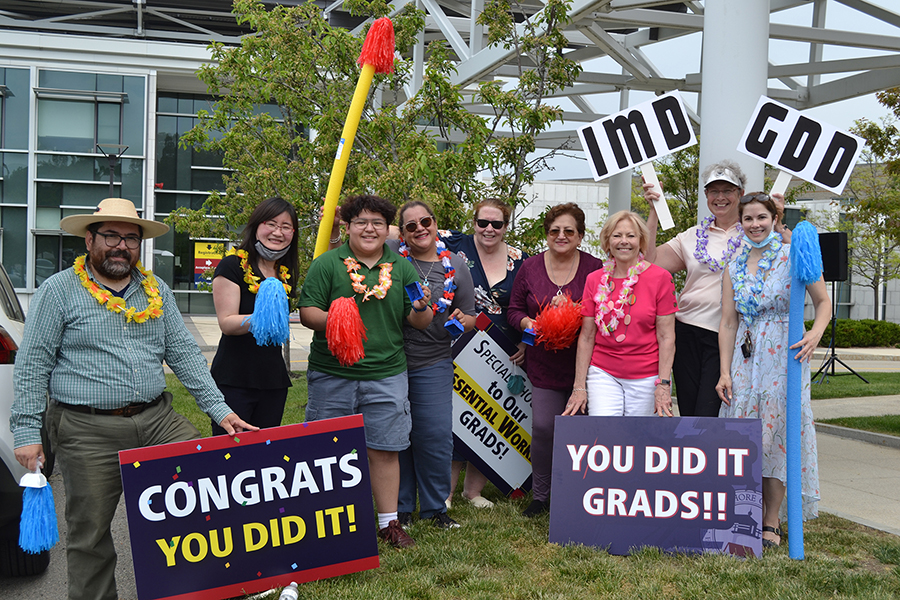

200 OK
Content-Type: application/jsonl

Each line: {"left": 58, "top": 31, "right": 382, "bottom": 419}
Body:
{"left": 451, "top": 316, "right": 533, "bottom": 494}
{"left": 119, "top": 415, "right": 378, "bottom": 600}
{"left": 738, "top": 96, "right": 863, "bottom": 194}
{"left": 549, "top": 416, "right": 763, "bottom": 558}
{"left": 577, "top": 90, "right": 697, "bottom": 180}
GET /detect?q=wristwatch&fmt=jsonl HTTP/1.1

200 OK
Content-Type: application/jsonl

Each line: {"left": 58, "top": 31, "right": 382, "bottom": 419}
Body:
{"left": 655, "top": 378, "right": 671, "bottom": 387}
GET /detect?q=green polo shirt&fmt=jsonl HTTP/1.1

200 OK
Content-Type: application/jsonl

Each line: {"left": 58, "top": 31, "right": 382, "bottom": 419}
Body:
{"left": 299, "top": 243, "right": 417, "bottom": 380}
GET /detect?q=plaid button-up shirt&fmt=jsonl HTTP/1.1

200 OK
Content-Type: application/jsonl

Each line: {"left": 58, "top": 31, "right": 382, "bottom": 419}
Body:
{"left": 11, "top": 261, "right": 230, "bottom": 447}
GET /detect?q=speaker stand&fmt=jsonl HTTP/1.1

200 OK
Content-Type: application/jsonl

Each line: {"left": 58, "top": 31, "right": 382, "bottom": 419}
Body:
{"left": 813, "top": 283, "right": 869, "bottom": 384}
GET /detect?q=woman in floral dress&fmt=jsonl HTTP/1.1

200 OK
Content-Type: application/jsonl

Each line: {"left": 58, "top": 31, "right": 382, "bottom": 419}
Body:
{"left": 715, "top": 193, "right": 831, "bottom": 549}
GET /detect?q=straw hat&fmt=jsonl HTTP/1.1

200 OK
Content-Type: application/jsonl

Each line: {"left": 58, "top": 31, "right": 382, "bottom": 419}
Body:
{"left": 60, "top": 198, "right": 169, "bottom": 239}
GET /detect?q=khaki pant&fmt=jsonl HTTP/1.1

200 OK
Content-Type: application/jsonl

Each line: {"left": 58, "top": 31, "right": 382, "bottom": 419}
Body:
{"left": 49, "top": 393, "right": 199, "bottom": 600}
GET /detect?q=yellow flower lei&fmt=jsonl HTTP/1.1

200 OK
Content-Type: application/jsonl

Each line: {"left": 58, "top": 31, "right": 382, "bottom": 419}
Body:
{"left": 74, "top": 254, "right": 163, "bottom": 323}
{"left": 343, "top": 256, "right": 392, "bottom": 301}
{"left": 225, "top": 248, "right": 292, "bottom": 295}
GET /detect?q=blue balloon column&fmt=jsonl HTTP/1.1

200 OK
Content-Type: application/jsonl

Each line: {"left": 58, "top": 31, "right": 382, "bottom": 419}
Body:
{"left": 787, "top": 221, "right": 823, "bottom": 560}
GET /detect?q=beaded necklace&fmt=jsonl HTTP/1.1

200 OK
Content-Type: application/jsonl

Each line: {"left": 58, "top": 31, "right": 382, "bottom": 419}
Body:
{"left": 74, "top": 254, "right": 163, "bottom": 323}
{"left": 398, "top": 237, "right": 457, "bottom": 313}
{"left": 694, "top": 216, "right": 744, "bottom": 273}
{"left": 732, "top": 233, "right": 783, "bottom": 327}
{"left": 226, "top": 248, "right": 291, "bottom": 295}
{"left": 344, "top": 256, "right": 393, "bottom": 301}
{"left": 594, "top": 255, "right": 649, "bottom": 341}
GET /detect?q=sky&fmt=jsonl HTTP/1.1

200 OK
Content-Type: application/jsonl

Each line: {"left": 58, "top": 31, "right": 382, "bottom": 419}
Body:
{"left": 536, "top": 0, "right": 897, "bottom": 181}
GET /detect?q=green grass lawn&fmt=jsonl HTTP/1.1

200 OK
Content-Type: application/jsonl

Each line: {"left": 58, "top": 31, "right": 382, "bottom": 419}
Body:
{"left": 164, "top": 373, "right": 900, "bottom": 600}
{"left": 810, "top": 372, "right": 900, "bottom": 400}
{"left": 819, "top": 415, "right": 900, "bottom": 437}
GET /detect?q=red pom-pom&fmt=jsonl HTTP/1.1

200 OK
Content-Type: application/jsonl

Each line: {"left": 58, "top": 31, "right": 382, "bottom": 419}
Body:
{"left": 327, "top": 297, "right": 368, "bottom": 366}
{"left": 358, "top": 17, "right": 395, "bottom": 74}
{"left": 533, "top": 295, "right": 583, "bottom": 351}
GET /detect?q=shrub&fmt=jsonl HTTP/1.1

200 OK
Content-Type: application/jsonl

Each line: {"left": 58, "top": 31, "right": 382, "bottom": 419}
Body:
{"left": 806, "top": 319, "right": 900, "bottom": 347}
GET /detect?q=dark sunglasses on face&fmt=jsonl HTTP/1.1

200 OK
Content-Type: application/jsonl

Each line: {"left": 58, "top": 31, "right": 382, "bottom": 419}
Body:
{"left": 476, "top": 218, "right": 506, "bottom": 229}
{"left": 740, "top": 193, "right": 769, "bottom": 204}
{"left": 403, "top": 216, "right": 434, "bottom": 233}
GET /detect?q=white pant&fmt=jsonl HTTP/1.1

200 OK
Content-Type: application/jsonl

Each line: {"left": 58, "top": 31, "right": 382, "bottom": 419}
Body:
{"left": 586, "top": 365, "right": 656, "bottom": 416}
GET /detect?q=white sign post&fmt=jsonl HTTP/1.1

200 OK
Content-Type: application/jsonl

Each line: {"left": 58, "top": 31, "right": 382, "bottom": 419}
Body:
{"left": 577, "top": 90, "right": 697, "bottom": 230}
{"left": 738, "top": 96, "right": 864, "bottom": 195}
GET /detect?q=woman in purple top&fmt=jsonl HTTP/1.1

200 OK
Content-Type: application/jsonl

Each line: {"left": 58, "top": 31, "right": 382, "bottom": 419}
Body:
{"left": 508, "top": 203, "right": 603, "bottom": 517}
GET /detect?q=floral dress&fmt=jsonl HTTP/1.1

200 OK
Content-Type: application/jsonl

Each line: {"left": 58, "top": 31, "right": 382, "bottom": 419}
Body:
{"left": 720, "top": 242, "right": 819, "bottom": 520}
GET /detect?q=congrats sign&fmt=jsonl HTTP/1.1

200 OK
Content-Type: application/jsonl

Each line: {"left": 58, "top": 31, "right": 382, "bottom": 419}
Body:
{"left": 549, "top": 416, "right": 762, "bottom": 558}
{"left": 451, "top": 321, "right": 533, "bottom": 494}
{"left": 118, "top": 416, "right": 378, "bottom": 600}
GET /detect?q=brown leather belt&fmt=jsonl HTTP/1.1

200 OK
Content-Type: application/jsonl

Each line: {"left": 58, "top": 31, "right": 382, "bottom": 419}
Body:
{"left": 57, "top": 393, "right": 165, "bottom": 417}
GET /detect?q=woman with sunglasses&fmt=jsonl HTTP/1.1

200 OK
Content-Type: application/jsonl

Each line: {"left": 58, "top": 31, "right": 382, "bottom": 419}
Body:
{"left": 440, "top": 198, "right": 529, "bottom": 509}
{"left": 385, "top": 201, "right": 477, "bottom": 529}
{"left": 209, "top": 197, "right": 299, "bottom": 435}
{"left": 716, "top": 193, "right": 829, "bottom": 548}
{"left": 507, "top": 203, "right": 603, "bottom": 517}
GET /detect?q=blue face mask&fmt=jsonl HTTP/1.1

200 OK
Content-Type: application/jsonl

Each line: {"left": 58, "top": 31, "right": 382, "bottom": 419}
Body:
{"left": 743, "top": 231, "right": 778, "bottom": 249}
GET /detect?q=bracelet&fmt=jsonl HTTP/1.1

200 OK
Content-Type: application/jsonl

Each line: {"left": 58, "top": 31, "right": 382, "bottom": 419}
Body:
{"left": 572, "top": 387, "right": 587, "bottom": 392}
{"left": 412, "top": 303, "right": 427, "bottom": 313}
{"left": 329, "top": 235, "right": 341, "bottom": 244}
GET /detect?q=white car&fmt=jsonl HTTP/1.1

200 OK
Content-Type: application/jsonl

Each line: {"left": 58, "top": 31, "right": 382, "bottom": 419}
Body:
{"left": 0, "top": 263, "right": 51, "bottom": 576}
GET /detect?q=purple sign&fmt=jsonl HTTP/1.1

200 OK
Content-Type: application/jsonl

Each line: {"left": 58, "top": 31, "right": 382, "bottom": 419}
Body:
{"left": 118, "top": 416, "right": 378, "bottom": 600}
{"left": 549, "top": 416, "right": 762, "bottom": 558}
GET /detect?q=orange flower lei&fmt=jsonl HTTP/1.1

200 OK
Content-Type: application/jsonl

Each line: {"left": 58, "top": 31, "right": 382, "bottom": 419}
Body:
{"left": 343, "top": 256, "right": 392, "bottom": 301}
{"left": 225, "top": 248, "right": 292, "bottom": 295}
{"left": 74, "top": 254, "right": 163, "bottom": 323}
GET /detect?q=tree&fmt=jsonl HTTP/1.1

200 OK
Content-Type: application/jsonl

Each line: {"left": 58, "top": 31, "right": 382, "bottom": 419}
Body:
{"left": 835, "top": 144, "right": 900, "bottom": 320}
{"left": 170, "top": 0, "right": 582, "bottom": 265}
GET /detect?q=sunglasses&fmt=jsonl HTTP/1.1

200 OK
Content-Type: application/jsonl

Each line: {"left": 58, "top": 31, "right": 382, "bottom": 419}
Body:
{"left": 548, "top": 227, "right": 577, "bottom": 238}
{"left": 740, "top": 193, "right": 769, "bottom": 204}
{"left": 476, "top": 218, "right": 506, "bottom": 229}
{"left": 403, "top": 216, "right": 434, "bottom": 233}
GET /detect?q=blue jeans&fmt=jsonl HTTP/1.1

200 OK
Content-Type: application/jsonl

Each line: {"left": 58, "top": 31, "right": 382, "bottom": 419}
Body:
{"left": 398, "top": 359, "right": 454, "bottom": 519}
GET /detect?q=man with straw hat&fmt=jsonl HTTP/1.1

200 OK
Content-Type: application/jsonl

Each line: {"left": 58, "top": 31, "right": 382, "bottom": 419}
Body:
{"left": 10, "top": 197, "right": 257, "bottom": 600}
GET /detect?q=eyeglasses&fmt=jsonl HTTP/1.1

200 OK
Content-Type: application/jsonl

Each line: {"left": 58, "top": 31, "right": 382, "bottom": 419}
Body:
{"left": 705, "top": 187, "right": 740, "bottom": 198}
{"left": 350, "top": 218, "right": 388, "bottom": 231}
{"left": 262, "top": 220, "right": 294, "bottom": 234}
{"left": 548, "top": 227, "right": 577, "bottom": 238}
{"left": 740, "top": 193, "right": 770, "bottom": 204}
{"left": 403, "top": 216, "right": 434, "bottom": 233}
{"left": 476, "top": 218, "right": 506, "bottom": 230}
{"left": 94, "top": 231, "right": 142, "bottom": 249}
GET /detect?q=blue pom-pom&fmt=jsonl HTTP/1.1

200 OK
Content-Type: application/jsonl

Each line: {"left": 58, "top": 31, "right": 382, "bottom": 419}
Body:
{"left": 250, "top": 277, "right": 290, "bottom": 346}
{"left": 790, "top": 221, "right": 823, "bottom": 285}
{"left": 19, "top": 486, "right": 58, "bottom": 554}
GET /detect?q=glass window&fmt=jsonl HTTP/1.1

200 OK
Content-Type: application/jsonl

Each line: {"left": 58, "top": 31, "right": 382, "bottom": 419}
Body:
{"left": 37, "top": 100, "right": 96, "bottom": 153}
{"left": 97, "top": 103, "right": 121, "bottom": 146}
{"left": 155, "top": 192, "right": 209, "bottom": 214}
{"left": 34, "top": 235, "right": 83, "bottom": 286}
{"left": 1, "top": 68, "right": 30, "bottom": 149}
{"left": 0, "top": 153, "right": 28, "bottom": 204}
{"left": 1, "top": 207, "right": 27, "bottom": 287}
{"left": 37, "top": 182, "right": 119, "bottom": 208}
{"left": 38, "top": 70, "right": 96, "bottom": 91}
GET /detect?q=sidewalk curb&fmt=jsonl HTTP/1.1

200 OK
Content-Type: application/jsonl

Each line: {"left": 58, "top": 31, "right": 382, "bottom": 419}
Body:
{"left": 812, "top": 351, "right": 900, "bottom": 361}
{"left": 815, "top": 422, "right": 900, "bottom": 449}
